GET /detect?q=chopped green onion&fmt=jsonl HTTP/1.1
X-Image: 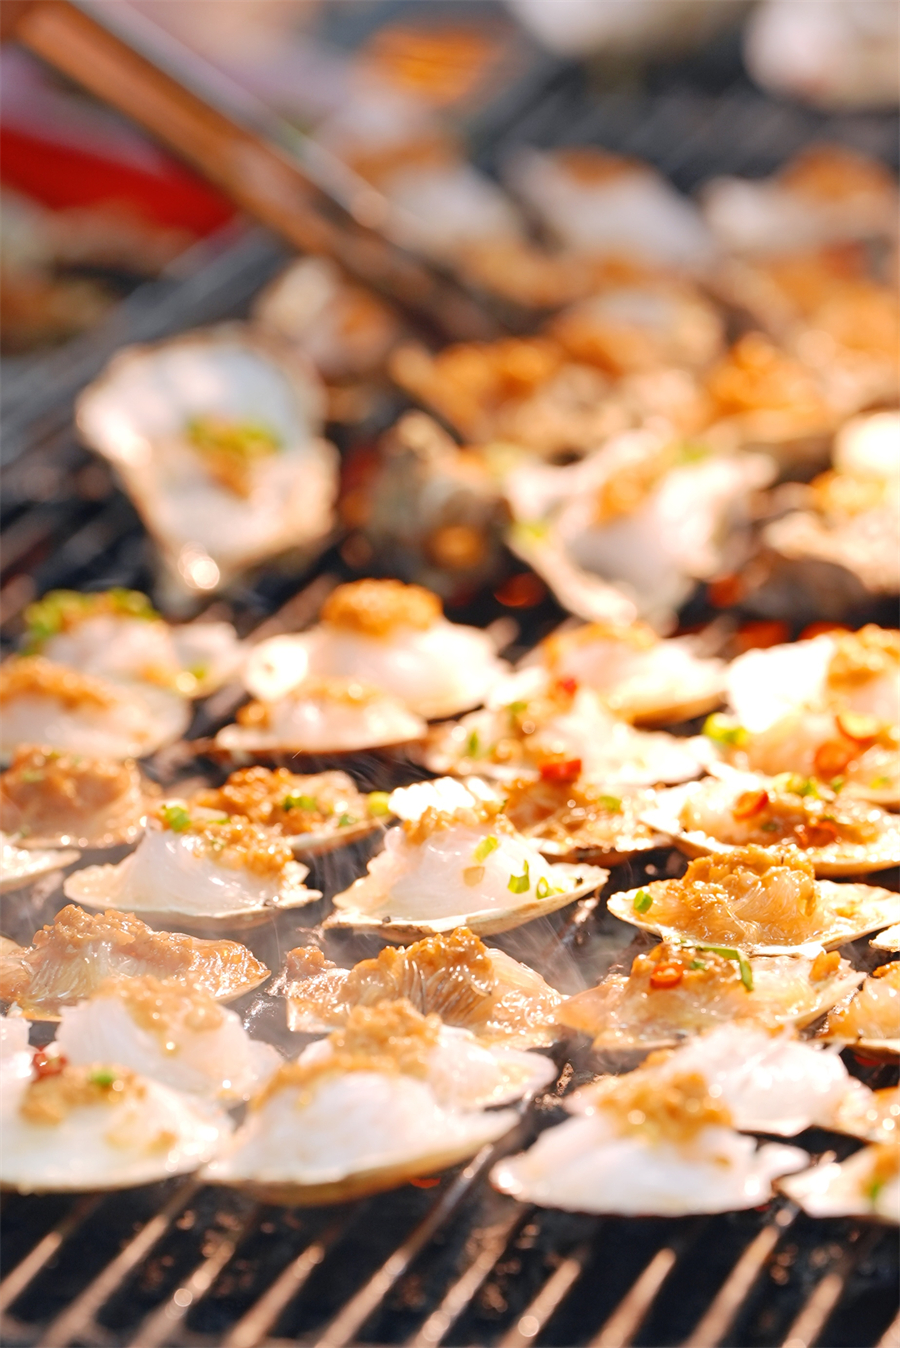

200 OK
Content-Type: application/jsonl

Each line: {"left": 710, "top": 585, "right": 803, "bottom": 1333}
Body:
{"left": 283, "top": 794, "right": 318, "bottom": 812}
{"left": 703, "top": 714, "right": 748, "bottom": 748}
{"left": 633, "top": 889, "right": 653, "bottom": 914}
{"left": 688, "top": 942, "right": 754, "bottom": 991}
{"left": 89, "top": 1068, "right": 118, "bottom": 1087}
{"left": 596, "top": 795, "right": 622, "bottom": 813}
{"left": 508, "top": 860, "right": 530, "bottom": 894}
{"left": 871, "top": 775, "right": 892, "bottom": 788}
{"left": 465, "top": 730, "right": 481, "bottom": 758}
{"left": 536, "top": 876, "right": 551, "bottom": 899}
{"left": 19, "top": 769, "right": 44, "bottom": 783}
{"left": 688, "top": 959, "right": 707, "bottom": 971}
{"left": 367, "top": 792, "right": 391, "bottom": 816}
{"left": 473, "top": 835, "right": 499, "bottom": 863}
{"left": 159, "top": 804, "right": 191, "bottom": 833}
{"left": 337, "top": 813, "right": 356, "bottom": 828}
{"left": 830, "top": 776, "right": 845, "bottom": 793}
{"left": 760, "top": 819, "right": 780, "bottom": 832}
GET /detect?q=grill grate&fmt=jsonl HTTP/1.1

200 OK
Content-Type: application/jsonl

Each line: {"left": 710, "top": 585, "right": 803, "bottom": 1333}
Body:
{"left": 1, "top": 29, "right": 899, "bottom": 1348}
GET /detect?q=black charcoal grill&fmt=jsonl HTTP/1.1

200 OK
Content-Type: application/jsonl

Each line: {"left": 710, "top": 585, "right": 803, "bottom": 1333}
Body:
{"left": 1, "top": 17, "right": 899, "bottom": 1346}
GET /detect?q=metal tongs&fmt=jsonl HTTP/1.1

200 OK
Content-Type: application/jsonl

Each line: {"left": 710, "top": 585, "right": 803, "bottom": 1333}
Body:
{"left": 7, "top": 0, "right": 504, "bottom": 341}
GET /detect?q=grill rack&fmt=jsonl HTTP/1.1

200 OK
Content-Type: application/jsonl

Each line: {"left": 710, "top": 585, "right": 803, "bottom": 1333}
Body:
{"left": 2, "top": 30, "right": 900, "bottom": 1348}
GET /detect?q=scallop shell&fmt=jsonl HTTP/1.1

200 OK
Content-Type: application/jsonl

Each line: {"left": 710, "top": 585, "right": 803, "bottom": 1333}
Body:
{"left": 75, "top": 325, "right": 338, "bottom": 595}
{"left": 777, "top": 1147, "right": 899, "bottom": 1225}
{"left": 607, "top": 878, "right": 899, "bottom": 955}
{"left": 872, "top": 924, "right": 900, "bottom": 953}
{"left": 0, "top": 751, "right": 149, "bottom": 851}
{"left": 817, "top": 964, "right": 900, "bottom": 1060}
{"left": 832, "top": 1087, "right": 900, "bottom": 1147}
{"left": 642, "top": 777, "right": 900, "bottom": 877}
{"left": 0, "top": 905, "right": 270, "bottom": 1020}
{"left": 214, "top": 680, "right": 427, "bottom": 758}
{"left": 0, "top": 834, "right": 79, "bottom": 893}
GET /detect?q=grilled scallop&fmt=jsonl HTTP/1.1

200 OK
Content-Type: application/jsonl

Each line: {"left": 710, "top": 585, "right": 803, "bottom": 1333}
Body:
{"left": 872, "top": 924, "right": 900, "bottom": 953}
{"left": 203, "top": 1001, "right": 525, "bottom": 1205}
{"left": 56, "top": 976, "right": 280, "bottom": 1102}
{"left": 276, "top": 927, "right": 563, "bottom": 1048}
{"left": 244, "top": 579, "right": 506, "bottom": 721}
{"left": 779, "top": 1144, "right": 899, "bottom": 1224}
{"left": 0, "top": 833, "right": 78, "bottom": 893}
{"left": 215, "top": 678, "right": 426, "bottom": 757}
{"left": 819, "top": 962, "right": 900, "bottom": 1058}
{"left": 0, "top": 658, "right": 188, "bottom": 762}
{"left": 559, "top": 942, "right": 863, "bottom": 1053}
{"left": 833, "top": 1087, "right": 900, "bottom": 1147}
{"left": 65, "top": 805, "right": 321, "bottom": 925}
{"left": 324, "top": 780, "right": 605, "bottom": 940}
{"left": 607, "top": 845, "right": 898, "bottom": 954}
{"left": 0, "top": 747, "right": 147, "bottom": 850}
{"left": 532, "top": 621, "right": 726, "bottom": 725}
{"left": 0, "top": 905, "right": 269, "bottom": 1020}
{"left": 502, "top": 775, "right": 659, "bottom": 865}
{"left": 424, "top": 676, "right": 702, "bottom": 787}
{"left": 643, "top": 772, "right": 900, "bottom": 877}
{"left": 1, "top": 1057, "right": 229, "bottom": 1193}
{"left": 188, "top": 767, "right": 388, "bottom": 856}
{"left": 491, "top": 1068, "right": 806, "bottom": 1216}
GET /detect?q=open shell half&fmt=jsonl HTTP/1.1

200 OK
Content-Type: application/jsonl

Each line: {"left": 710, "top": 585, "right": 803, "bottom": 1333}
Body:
{"left": 0, "top": 747, "right": 149, "bottom": 851}
{"left": 777, "top": 1146, "right": 899, "bottom": 1224}
{"left": 0, "top": 833, "right": 79, "bottom": 893}
{"left": 818, "top": 962, "right": 900, "bottom": 1059}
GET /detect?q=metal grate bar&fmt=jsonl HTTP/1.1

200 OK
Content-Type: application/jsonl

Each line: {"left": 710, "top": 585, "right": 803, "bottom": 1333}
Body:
{"left": 780, "top": 1227, "right": 882, "bottom": 1348}
{"left": 683, "top": 1206, "right": 799, "bottom": 1348}
{"left": 222, "top": 1216, "right": 349, "bottom": 1348}
{"left": 498, "top": 1241, "right": 593, "bottom": 1348}
{"left": 37, "top": 1181, "right": 199, "bottom": 1348}
{"left": 314, "top": 1142, "right": 518, "bottom": 1348}
{"left": 127, "top": 1203, "right": 261, "bottom": 1348}
{"left": 0, "top": 1196, "right": 100, "bottom": 1316}
{"left": 591, "top": 1243, "right": 682, "bottom": 1348}
{"left": 407, "top": 1207, "right": 530, "bottom": 1347}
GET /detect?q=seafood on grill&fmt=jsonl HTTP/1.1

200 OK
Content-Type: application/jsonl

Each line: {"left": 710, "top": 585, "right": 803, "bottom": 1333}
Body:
{"left": 491, "top": 1065, "right": 806, "bottom": 1216}
{"left": 244, "top": 579, "right": 506, "bottom": 720}
{"left": 506, "top": 427, "right": 775, "bottom": 624}
{"left": 0, "top": 747, "right": 148, "bottom": 850}
{"left": 203, "top": 1000, "right": 529, "bottom": 1204}
{"left": 819, "top": 961, "right": 900, "bottom": 1058}
{"left": 75, "top": 325, "right": 338, "bottom": 595}
{"left": 187, "top": 767, "right": 389, "bottom": 855}
{"left": 57, "top": 976, "right": 280, "bottom": 1102}
{"left": 1, "top": 1054, "right": 229, "bottom": 1193}
{"left": 275, "top": 926, "right": 563, "bottom": 1047}
{"left": 215, "top": 678, "right": 426, "bottom": 756}
{"left": 779, "top": 1144, "right": 899, "bottom": 1223}
{"left": 501, "top": 775, "right": 660, "bottom": 864}
{"left": 833, "top": 1087, "right": 900, "bottom": 1147}
{"left": 570, "top": 1023, "right": 871, "bottom": 1137}
{"left": 0, "top": 658, "right": 188, "bottom": 762}
{"left": 872, "top": 924, "right": 900, "bottom": 953}
{"left": 324, "top": 779, "right": 606, "bottom": 939}
{"left": 0, "top": 833, "right": 79, "bottom": 893}
{"left": 529, "top": 621, "right": 726, "bottom": 725}
{"left": 0, "top": 905, "right": 269, "bottom": 1020}
{"left": 643, "top": 772, "right": 900, "bottom": 876}
{"left": 559, "top": 941, "right": 863, "bottom": 1053}
{"left": 65, "top": 804, "right": 321, "bottom": 925}
{"left": 505, "top": 147, "right": 716, "bottom": 271}
{"left": 607, "top": 845, "right": 899, "bottom": 954}
{"left": 424, "top": 677, "right": 703, "bottom": 787}
{"left": 22, "top": 588, "right": 243, "bottom": 699}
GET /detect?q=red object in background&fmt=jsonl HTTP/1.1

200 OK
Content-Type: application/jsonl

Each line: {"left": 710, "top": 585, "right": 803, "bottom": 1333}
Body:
{"left": 540, "top": 758, "right": 581, "bottom": 783}
{"left": 1, "top": 46, "right": 233, "bottom": 234}
{"left": 733, "top": 620, "right": 790, "bottom": 654}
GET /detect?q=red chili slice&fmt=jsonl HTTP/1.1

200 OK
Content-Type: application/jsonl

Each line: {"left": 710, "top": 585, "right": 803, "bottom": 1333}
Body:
{"left": 649, "top": 962, "right": 684, "bottom": 989}
{"left": 554, "top": 676, "right": 578, "bottom": 697}
{"left": 732, "top": 789, "right": 769, "bottom": 819}
{"left": 32, "top": 1048, "right": 67, "bottom": 1079}
{"left": 835, "top": 710, "right": 879, "bottom": 744}
{"left": 540, "top": 758, "right": 582, "bottom": 783}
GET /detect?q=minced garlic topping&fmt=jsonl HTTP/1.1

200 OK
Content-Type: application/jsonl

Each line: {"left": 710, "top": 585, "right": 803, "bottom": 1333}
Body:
{"left": 20, "top": 1063, "right": 143, "bottom": 1125}
{"left": 321, "top": 578, "right": 441, "bottom": 637}
{"left": 0, "top": 657, "right": 116, "bottom": 710}
{"left": 811, "top": 472, "right": 887, "bottom": 519}
{"left": 542, "top": 621, "right": 658, "bottom": 667}
{"left": 255, "top": 999, "right": 441, "bottom": 1106}
{"left": 655, "top": 845, "right": 822, "bottom": 943}
{"left": 629, "top": 941, "right": 745, "bottom": 994}
{"left": 194, "top": 767, "right": 366, "bottom": 833}
{"left": 155, "top": 807, "right": 293, "bottom": 877}
{"left": 592, "top": 1068, "right": 732, "bottom": 1145}
{"left": 0, "top": 747, "right": 135, "bottom": 836}
{"left": 402, "top": 799, "right": 506, "bottom": 846}
{"left": 343, "top": 928, "right": 496, "bottom": 1021}
{"left": 828, "top": 626, "right": 900, "bottom": 689}
{"left": 96, "top": 975, "right": 224, "bottom": 1046}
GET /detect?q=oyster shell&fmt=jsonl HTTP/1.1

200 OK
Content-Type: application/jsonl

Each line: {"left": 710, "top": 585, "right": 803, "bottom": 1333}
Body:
{"left": 1, "top": 1058, "right": 229, "bottom": 1194}
{"left": 244, "top": 579, "right": 507, "bottom": 721}
{"left": 532, "top": 621, "right": 726, "bottom": 725}
{"left": 0, "top": 905, "right": 269, "bottom": 1020}
{"left": 188, "top": 767, "right": 386, "bottom": 856}
{"left": 643, "top": 773, "right": 900, "bottom": 876}
{"left": 778, "top": 1145, "right": 899, "bottom": 1224}
{"left": 819, "top": 961, "right": 900, "bottom": 1059}
{"left": 607, "top": 845, "right": 899, "bottom": 954}
{"left": 0, "top": 834, "right": 79, "bottom": 893}
{"left": 215, "top": 678, "right": 426, "bottom": 756}
{"left": 0, "top": 747, "right": 148, "bottom": 850}
{"left": 559, "top": 941, "right": 863, "bottom": 1053}
{"left": 56, "top": 976, "right": 280, "bottom": 1103}
{"left": 203, "top": 1001, "right": 523, "bottom": 1204}
{"left": 276, "top": 927, "right": 563, "bottom": 1048}
{"left": 65, "top": 807, "right": 321, "bottom": 925}
{"left": 75, "top": 325, "right": 338, "bottom": 595}
{"left": 424, "top": 678, "right": 703, "bottom": 787}
{"left": 324, "top": 779, "right": 606, "bottom": 940}
{"left": 0, "top": 657, "right": 188, "bottom": 762}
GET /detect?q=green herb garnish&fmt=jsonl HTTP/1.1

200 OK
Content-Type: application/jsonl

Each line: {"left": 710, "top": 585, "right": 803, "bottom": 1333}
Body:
{"left": 465, "top": 730, "right": 481, "bottom": 759}
{"left": 337, "top": 813, "right": 356, "bottom": 828}
{"left": 633, "top": 889, "right": 653, "bottom": 914}
{"left": 508, "top": 860, "right": 530, "bottom": 894}
{"left": 368, "top": 792, "right": 391, "bottom": 816}
{"left": 688, "top": 942, "right": 754, "bottom": 991}
{"left": 24, "top": 588, "right": 159, "bottom": 650}
{"left": 688, "top": 958, "right": 708, "bottom": 971}
{"left": 159, "top": 804, "right": 191, "bottom": 833}
{"left": 536, "top": 876, "right": 551, "bottom": 899}
{"left": 473, "top": 835, "right": 499, "bottom": 863}
{"left": 89, "top": 1068, "right": 118, "bottom": 1088}
{"left": 703, "top": 714, "right": 749, "bottom": 749}
{"left": 597, "top": 795, "right": 622, "bottom": 813}
{"left": 283, "top": 794, "right": 318, "bottom": 812}
{"left": 760, "top": 819, "right": 780, "bottom": 832}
